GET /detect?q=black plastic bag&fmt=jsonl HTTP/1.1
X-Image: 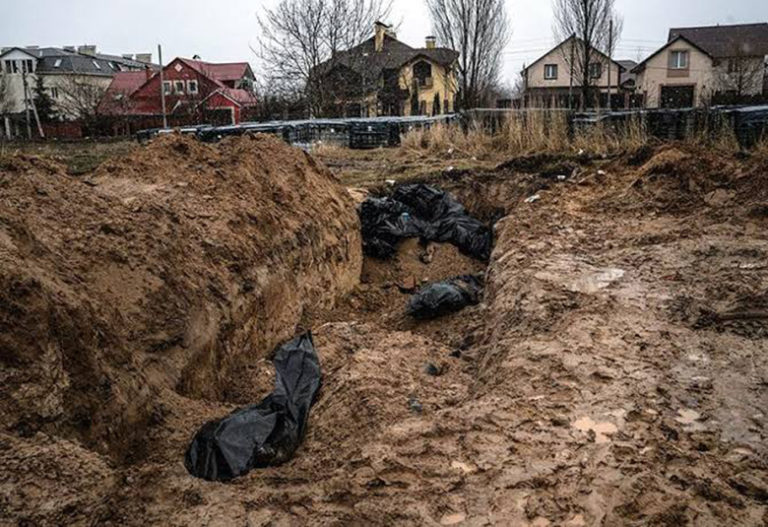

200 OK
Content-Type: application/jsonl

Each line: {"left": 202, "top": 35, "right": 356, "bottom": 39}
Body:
{"left": 406, "top": 275, "right": 483, "bottom": 320}
{"left": 359, "top": 197, "right": 426, "bottom": 258}
{"left": 359, "top": 184, "right": 492, "bottom": 261}
{"left": 184, "top": 332, "right": 322, "bottom": 481}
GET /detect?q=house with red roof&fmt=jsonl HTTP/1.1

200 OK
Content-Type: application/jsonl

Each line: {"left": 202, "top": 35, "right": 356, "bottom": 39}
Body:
{"left": 99, "top": 57, "right": 258, "bottom": 134}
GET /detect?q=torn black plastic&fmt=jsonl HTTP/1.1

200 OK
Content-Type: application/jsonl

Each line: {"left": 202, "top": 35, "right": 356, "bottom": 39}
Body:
{"left": 184, "top": 332, "right": 322, "bottom": 481}
{"left": 359, "top": 184, "right": 492, "bottom": 261}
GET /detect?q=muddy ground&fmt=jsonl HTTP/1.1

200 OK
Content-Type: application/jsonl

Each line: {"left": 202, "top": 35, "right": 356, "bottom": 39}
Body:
{"left": 2, "top": 137, "right": 768, "bottom": 526}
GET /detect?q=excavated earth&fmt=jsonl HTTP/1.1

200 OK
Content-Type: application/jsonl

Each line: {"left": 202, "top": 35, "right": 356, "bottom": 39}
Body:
{"left": 2, "top": 137, "right": 768, "bottom": 526}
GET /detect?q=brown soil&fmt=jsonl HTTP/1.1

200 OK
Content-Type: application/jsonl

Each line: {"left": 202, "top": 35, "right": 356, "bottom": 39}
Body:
{"left": 2, "top": 139, "right": 768, "bottom": 526}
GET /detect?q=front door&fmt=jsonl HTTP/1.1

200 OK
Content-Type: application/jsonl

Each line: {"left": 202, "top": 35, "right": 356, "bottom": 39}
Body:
{"left": 660, "top": 85, "right": 695, "bottom": 108}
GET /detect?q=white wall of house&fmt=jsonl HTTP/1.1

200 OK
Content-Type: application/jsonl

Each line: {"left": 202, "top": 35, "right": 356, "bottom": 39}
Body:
{"left": 635, "top": 42, "right": 715, "bottom": 108}
{"left": 0, "top": 49, "right": 39, "bottom": 114}
{"left": 42, "top": 74, "right": 112, "bottom": 119}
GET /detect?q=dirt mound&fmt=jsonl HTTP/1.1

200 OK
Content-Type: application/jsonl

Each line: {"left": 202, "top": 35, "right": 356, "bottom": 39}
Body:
{"left": 0, "top": 133, "right": 361, "bottom": 498}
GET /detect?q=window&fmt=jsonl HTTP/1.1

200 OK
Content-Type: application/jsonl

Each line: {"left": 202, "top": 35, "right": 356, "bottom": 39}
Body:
{"left": 163, "top": 81, "right": 172, "bottom": 95}
{"left": 187, "top": 80, "right": 199, "bottom": 95}
{"left": 174, "top": 80, "right": 185, "bottom": 94}
{"left": 5, "top": 60, "right": 19, "bottom": 74}
{"left": 92, "top": 60, "right": 101, "bottom": 70}
{"left": 589, "top": 62, "right": 602, "bottom": 79}
{"left": 669, "top": 50, "right": 689, "bottom": 70}
{"left": 49, "top": 87, "right": 59, "bottom": 99}
{"left": 413, "top": 61, "right": 432, "bottom": 87}
{"left": 54, "top": 58, "right": 62, "bottom": 68}
{"left": 22, "top": 59, "right": 34, "bottom": 73}
{"left": 544, "top": 64, "right": 558, "bottom": 80}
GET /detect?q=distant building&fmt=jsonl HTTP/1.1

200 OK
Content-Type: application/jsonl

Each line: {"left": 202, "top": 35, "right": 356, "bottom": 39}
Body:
{"left": 633, "top": 23, "right": 768, "bottom": 108}
{"left": 313, "top": 21, "right": 459, "bottom": 117}
{"left": 99, "top": 57, "right": 258, "bottom": 133}
{"left": 0, "top": 45, "right": 153, "bottom": 138}
{"left": 521, "top": 35, "right": 628, "bottom": 109}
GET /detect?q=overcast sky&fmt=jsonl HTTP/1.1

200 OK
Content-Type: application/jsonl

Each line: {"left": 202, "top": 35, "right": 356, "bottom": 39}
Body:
{"left": 1, "top": 0, "right": 766, "bottom": 84}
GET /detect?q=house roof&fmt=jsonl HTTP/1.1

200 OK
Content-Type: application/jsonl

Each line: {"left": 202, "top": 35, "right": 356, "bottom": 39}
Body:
{"left": 98, "top": 71, "right": 152, "bottom": 114}
{"left": 316, "top": 34, "right": 459, "bottom": 80}
{"left": 631, "top": 35, "right": 713, "bottom": 74}
{"left": 178, "top": 59, "right": 254, "bottom": 83}
{"left": 0, "top": 45, "right": 157, "bottom": 76}
{"left": 521, "top": 35, "right": 626, "bottom": 74}
{"left": 669, "top": 23, "right": 768, "bottom": 58}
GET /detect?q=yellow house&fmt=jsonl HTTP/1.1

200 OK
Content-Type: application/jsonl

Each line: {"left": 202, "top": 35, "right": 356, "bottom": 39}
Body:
{"left": 314, "top": 22, "right": 459, "bottom": 117}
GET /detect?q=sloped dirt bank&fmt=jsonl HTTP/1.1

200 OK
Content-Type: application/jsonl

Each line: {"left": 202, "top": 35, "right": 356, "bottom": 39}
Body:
{"left": 3, "top": 141, "right": 768, "bottom": 526}
{"left": 0, "top": 134, "right": 361, "bottom": 524}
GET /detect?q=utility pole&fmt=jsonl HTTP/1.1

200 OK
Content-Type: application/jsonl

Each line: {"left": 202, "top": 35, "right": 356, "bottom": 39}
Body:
{"left": 607, "top": 19, "right": 613, "bottom": 111}
{"left": 158, "top": 44, "right": 168, "bottom": 129}
{"left": 568, "top": 36, "right": 574, "bottom": 110}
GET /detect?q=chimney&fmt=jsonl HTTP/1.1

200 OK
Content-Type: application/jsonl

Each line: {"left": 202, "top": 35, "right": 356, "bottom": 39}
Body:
{"left": 374, "top": 21, "right": 389, "bottom": 52}
{"left": 78, "top": 45, "right": 97, "bottom": 56}
{"left": 122, "top": 53, "right": 134, "bottom": 60}
{"left": 425, "top": 36, "right": 436, "bottom": 49}
{"left": 135, "top": 53, "right": 152, "bottom": 64}
{"left": 63, "top": 45, "right": 76, "bottom": 53}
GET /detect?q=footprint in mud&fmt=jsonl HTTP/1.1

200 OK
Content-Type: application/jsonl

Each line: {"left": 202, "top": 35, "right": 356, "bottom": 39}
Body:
{"left": 572, "top": 416, "right": 619, "bottom": 444}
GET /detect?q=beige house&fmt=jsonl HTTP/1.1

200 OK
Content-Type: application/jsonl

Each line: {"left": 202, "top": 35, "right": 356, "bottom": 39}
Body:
{"left": 522, "top": 36, "right": 626, "bottom": 108}
{"left": 633, "top": 23, "right": 768, "bottom": 108}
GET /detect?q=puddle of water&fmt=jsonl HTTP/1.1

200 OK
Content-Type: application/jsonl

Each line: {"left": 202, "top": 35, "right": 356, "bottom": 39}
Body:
{"left": 572, "top": 416, "right": 619, "bottom": 444}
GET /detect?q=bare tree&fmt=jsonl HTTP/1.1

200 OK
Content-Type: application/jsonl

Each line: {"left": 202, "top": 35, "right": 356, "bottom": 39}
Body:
{"left": 715, "top": 46, "right": 767, "bottom": 103}
{"left": 54, "top": 76, "right": 108, "bottom": 129}
{"left": 553, "top": 0, "right": 622, "bottom": 109}
{"left": 425, "top": 0, "right": 510, "bottom": 109}
{"left": 256, "top": 0, "right": 392, "bottom": 116}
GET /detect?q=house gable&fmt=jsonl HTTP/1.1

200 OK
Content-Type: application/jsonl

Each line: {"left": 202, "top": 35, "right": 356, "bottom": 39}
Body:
{"left": 633, "top": 36, "right": 715, "bottom": 108}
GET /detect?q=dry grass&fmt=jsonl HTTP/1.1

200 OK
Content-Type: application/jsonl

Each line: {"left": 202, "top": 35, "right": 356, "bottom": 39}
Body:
{"left": 401, "top": 110, "right": 651, "bottom": 159}
{"left": 401, "top": 109, "right": 765, "bottom": 160}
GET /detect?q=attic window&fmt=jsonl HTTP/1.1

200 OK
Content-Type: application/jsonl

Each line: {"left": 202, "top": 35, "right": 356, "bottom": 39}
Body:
{"left": 589, "top": 62, "right": 602, "bottom": 79}
{"left": 544, "top": 64, "right": 558, "bottom": 80}
{"left": 54, "top": 58, "right": 62, "bottom": 68}
{"left": 669, "top": 50, "right": 689, "bottom": 70}
{"left": 92, "top": 60, "right": 101, "bottom": 70}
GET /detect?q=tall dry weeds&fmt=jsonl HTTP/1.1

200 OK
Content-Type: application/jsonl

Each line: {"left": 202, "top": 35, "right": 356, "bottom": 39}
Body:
{"left": 401, "top": 110, "right": 650, "bottom": 158}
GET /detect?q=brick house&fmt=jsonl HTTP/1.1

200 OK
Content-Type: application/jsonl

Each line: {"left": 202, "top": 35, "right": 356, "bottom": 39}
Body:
{"left": 99, "top": 57, "right": 258, "bottom": 134}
